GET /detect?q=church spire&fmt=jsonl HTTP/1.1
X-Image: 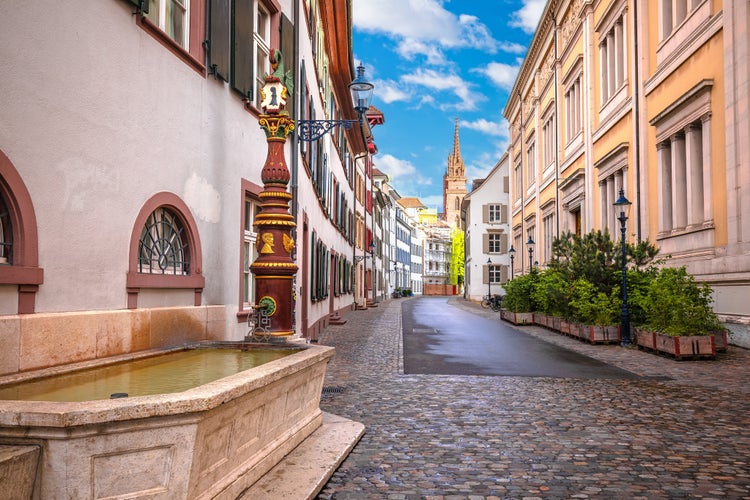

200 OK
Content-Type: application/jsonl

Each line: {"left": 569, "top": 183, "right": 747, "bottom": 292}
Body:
{"left": 448, "top": 117, "right": 464, "bottom": 177}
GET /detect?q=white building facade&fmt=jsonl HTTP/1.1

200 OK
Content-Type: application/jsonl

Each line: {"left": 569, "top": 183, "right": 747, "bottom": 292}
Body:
{"left": 462, "top": 153, "right": 511, "bottom": 301}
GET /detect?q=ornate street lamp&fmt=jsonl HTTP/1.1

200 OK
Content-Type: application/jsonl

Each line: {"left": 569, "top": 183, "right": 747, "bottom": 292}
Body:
{"left": 614, "top": 188, "right": 632, "bottom": 346}
{"left": 486, "top": 258, "right": 492, "bottom": 299}
{"left": 508, "top": 245, "right": 516, "bottom": 280}
{"left": 527, "top": 236, "right": 535, "bottom": 270}
{"left": 297, "top": 64, "right": 374, "bottom": 142}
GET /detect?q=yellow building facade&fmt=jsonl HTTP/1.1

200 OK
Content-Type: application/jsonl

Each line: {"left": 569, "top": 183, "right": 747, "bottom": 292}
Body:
{"left": 504, "top": 0, "right": 750, "bottom": 347}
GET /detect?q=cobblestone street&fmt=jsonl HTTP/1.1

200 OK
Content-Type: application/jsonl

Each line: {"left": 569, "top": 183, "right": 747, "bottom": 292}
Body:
{"left": 316, "top": 297, "right": 750, "bottom": 499}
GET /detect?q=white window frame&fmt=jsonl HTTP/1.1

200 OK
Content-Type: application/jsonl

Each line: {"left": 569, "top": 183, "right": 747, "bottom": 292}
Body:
{"left": 253, "top": 1, "right": 271, "bottom": 106}
{"left": 488, "top": 204, "right": 502, "bottom": 223}
{"left": 243, "top": 199, "right": 258, "bottom": 306}
{"left": 147, "top": 0, "right": 189, "bottom": 48}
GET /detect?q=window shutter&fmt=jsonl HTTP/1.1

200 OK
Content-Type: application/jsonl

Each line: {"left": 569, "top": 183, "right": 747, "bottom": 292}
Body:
{"left": 280, "top": 14, "right": 295, "bottom": 115}
{"left": 482, "top": 233, "right": 489, "bottom": 253}
{"left": 500, "top": 233, "right": 508, "bottom": 253}
{"left": 232, "top": 0, "right": 253, "bottom": 98}
{"left": 504, "top": 176, "right": 509, "bottom": 193}
{"left": 127, "top": 0, "right": 149, "bottom": 13}
{"left": 483, "top": 265, "right": 489, "bottom": 284}
{"left": 501, "top": 204, "right": 508, "bottom": 224}
{"left": 209, "top": 0, "right": 230, "bottom": 82}
{"left": 482, "top": 204, "right": 489, "bottom": 223}
{"left": 501, "top": 265, "right": 509, "bottom": 283}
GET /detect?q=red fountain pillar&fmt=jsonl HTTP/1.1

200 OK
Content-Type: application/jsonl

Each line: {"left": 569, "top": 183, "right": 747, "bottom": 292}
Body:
{"left": 250, "top": 51, "right": 297, "bottom": 337}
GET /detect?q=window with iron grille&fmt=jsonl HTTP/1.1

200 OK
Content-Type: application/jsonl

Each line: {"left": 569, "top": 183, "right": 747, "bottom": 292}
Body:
{"left": 138, "top": 207, "right": 190, "bottom": 275}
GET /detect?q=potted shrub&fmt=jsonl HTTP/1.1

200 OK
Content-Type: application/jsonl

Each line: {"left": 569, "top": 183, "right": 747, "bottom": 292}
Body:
{"left": 501, "top": 269, "right": 538, "bottom": 324}
{"left": 637, "top": 267, "right": 725, "bottom": 359}
{"left": 531, "top": 269, "right": 569, "bottom": 331}
{"left": 568, "top": 278, "right": 621, "bottom": 344}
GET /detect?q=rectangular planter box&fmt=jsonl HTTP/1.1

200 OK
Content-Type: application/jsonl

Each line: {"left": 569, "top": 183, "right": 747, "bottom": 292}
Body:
{"left": 584, "top": 325, "right": 621, "bottom": 344}
{"left": 635, "top": 328, "right": 716, "bottom": 360}
{"left": 501, "top": 311, "right": 533, "bottom": 325}
{"left": 712, "top": 330, "right": 729, "bottom": 353}
{"left": 533, "top": 313, "right": 552, "bottom": 329}
{"left": 560, "top": 320, "right": 572, "bottom": 335}
{"left": 635, "top": 328, "right": 657, "bottom": 351}
{"left": 551, "top": 316, "right": 562, "bottom": 332}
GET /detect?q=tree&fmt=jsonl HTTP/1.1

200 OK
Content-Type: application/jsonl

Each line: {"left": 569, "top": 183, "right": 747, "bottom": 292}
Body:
{"left": 450, "top": 228, "right": 465, "bottom": 285}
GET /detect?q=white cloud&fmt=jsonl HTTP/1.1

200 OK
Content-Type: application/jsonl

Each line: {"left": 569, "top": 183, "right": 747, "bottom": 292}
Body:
{"left": 459, "top": 118, "right": 508, "bottom": 138}
{"left": 402, "top": 68, "right": 485, "bottom": 111}
{"left": 509, "top": 0, "right": 546, "bottom": 34}
{"left": 473, "top": 61, "right": 521, "bottom": 91}
{"left": 374, "top": 79, "right": 412, "bottom": 104}
{"left": 352, "top": 0, "right": 501, "bottom": 63}
{"left": 376, "top": 154, "right": 432, "bottom": 185}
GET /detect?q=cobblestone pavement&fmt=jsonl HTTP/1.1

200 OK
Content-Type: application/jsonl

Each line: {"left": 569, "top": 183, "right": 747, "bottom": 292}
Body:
{"left": 316, "top": 297, "right": 750, "bottom": 500}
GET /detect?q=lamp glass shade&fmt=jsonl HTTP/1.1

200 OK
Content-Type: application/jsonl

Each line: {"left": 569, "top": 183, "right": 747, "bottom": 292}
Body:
{"left": 508, "top": 245, "right": 516, "bottom": 255}
{"left": 526, "top": 236, "right": 534, "bottom": 247}
{"left": 349, "top": 64, "right": 374, "bottom": 114}
{"left": 613, "top": 188, "right": 632, "bottom": 219}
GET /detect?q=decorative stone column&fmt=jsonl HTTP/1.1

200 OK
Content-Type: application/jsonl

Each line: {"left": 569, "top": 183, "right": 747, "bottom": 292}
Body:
{"left": 250, "top": 50, "right": 298, "bottom": 337}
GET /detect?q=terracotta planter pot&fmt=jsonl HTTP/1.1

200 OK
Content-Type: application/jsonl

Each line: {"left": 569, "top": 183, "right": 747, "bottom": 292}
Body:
{"left": 584, "top": 325, "right": 621, "bottom": 344}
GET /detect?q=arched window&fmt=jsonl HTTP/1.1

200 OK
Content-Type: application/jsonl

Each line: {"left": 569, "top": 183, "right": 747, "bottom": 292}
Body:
{"left": 127, "top": 193, "right": 204, "bottom": 308}
{"left": 138, "top": 207, "right": 190, "bottom": 275}
{"left": 0, "top": 149, "right": 43, "bottom": 314}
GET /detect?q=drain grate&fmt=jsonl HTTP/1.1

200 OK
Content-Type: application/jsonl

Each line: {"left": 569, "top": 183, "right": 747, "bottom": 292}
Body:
{"left": 321, "top": 386, "right": 345, "bottom": 394}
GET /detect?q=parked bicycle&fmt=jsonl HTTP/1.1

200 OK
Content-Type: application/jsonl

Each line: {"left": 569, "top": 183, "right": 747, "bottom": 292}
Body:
{"left": 480, "top": 294, "right": 504, "bottom": 311}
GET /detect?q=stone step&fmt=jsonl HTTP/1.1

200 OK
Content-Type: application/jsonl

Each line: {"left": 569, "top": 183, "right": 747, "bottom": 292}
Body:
{"left": 0, "top": 445, "right": 40, "bottom": 499}
{"left": 239, "top": 412, "right": 364, "bottom": 499}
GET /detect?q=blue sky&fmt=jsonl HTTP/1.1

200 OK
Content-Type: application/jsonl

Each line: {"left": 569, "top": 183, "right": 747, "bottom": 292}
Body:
{"left": 351, "top": 0, "right": 545, "bottom": 211}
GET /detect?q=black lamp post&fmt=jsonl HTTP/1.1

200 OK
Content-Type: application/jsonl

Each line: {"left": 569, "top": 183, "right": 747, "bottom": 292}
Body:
{"left": 486, "top": 258, "right": 492, "bottom": 298}
{"left": 614, "top": 188, "right": 632, "bottom": 345}
{"left": 526, "top": 236, "right": 535, "bottom": 270}
{"left": 508, "top": 245, "right": 515, "bottom": 280}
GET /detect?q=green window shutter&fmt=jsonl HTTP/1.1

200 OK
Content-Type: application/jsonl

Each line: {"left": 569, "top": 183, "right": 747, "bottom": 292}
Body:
{"left": 209, "top": 0, "right": 230, "bottom": 82}
{"left": 125, "top": 0, "right": 148, "bottom": 14}
{"left": 280, "top": 14, "right": 295, "bottom": 115}
{"left": 232, "top": 0, "right": 253, "bottom": 98}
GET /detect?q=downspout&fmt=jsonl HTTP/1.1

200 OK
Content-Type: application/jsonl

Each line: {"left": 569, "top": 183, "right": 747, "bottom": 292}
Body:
{"left": 290, "top": 0, "right": 300, "bottom": 330}
{"left": 632, "top": 0, "right": 642, "bottom": 242}
{"left": 289, "top": 0, "right": 303, "bottom": 243}
{"left": 354, "top": 150, "right": 367, "bottom": 306}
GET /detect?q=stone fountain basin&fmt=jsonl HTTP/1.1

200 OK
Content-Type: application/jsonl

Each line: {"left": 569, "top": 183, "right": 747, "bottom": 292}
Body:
{"left": 0, "top": 342, "right": 334, "bottom": 499}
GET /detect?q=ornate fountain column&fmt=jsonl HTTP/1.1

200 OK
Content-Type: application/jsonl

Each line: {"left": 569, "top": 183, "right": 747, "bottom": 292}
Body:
{"left": 250, "top": 50, "right": 297, "bottom": 337}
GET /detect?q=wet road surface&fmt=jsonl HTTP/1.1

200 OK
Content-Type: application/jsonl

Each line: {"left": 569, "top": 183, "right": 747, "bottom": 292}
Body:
{"left": 402, "top": 297, "right": 638, "bottom": 379}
